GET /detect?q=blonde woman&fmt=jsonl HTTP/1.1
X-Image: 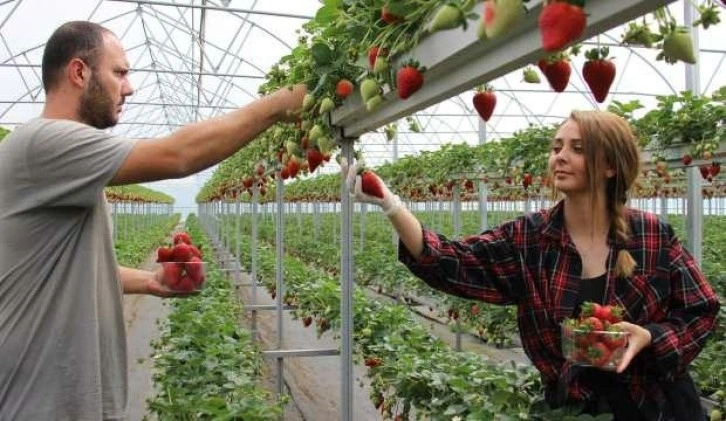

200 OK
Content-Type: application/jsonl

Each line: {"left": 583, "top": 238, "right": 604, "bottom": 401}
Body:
{"left": 344, "top": 111, "right": 719, "bottom": 420}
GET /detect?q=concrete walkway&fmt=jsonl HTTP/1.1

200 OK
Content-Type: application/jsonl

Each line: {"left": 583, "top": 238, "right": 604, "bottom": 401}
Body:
{"left": 123, "top": 254, "right": 171, "bottom": 421}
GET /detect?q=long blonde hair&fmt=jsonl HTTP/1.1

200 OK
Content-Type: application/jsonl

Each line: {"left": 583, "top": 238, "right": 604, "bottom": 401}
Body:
{"left": 562, "top": 111, "right": 641, "bottom": 277}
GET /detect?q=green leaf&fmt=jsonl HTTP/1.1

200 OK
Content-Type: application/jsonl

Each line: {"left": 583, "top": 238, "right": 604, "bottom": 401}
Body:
{"left": 311, "top": 42, "right": 333, "bottom": 66}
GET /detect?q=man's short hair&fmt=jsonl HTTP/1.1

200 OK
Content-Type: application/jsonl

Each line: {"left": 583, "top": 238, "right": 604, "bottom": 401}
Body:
{"left": 41, "top": 21, "right": 112, "bottom": 92}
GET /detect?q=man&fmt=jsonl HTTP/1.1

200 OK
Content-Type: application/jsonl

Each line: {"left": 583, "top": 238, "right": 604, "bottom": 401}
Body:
{"left": 0, "top": 21, "right": 305, "bottom": 420}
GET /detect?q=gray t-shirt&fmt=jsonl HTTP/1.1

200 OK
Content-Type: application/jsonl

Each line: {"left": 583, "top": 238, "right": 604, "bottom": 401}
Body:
{"left": 0, "top": 118, "right": 137, "bottom": 420}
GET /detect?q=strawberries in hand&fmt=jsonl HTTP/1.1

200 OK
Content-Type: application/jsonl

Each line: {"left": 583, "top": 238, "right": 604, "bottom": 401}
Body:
{"left": 538, "top": 1, "right": 587, "bottom": 52}
{"left": 157, "top": 232, "right": 206, "bottom": 292}
{"left": 583, "top": 47, "right": 616, "bottom": 103}
{"left": 472, "top": 85, "right": 497, "bottom": 122}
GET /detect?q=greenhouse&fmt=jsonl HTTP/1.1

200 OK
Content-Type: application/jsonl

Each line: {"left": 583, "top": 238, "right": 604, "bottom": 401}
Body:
{"left": 0, "top": 0, "right": 725, "bottom": 420}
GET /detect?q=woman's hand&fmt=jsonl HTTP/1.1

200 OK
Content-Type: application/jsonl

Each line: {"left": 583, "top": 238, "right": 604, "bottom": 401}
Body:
{"left": 613, "top": 321, "right": 652, "bottom": 373}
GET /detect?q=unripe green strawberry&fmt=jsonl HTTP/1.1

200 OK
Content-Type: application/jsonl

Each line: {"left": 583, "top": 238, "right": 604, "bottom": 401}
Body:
{"left": 429, "top": 4, "right": 463, "bottom": 32}
{"left": 484, "top": 0, "right": 524, "bottom": 39}
{"left": 309, "top": 124, "right": 324, "bottom": 142}
{"left": 366, "top": 94, "right": 384, "bottom": 111}
{"left": 662, "top": 28, "right": 697, "bottom": 64}
{"left": 319, "top": 97, "right": 335, "bottom": 113}
{"left": 360, "top": 79, "right": 379, "bottom": 101}
{"left": 373, "top": 56, "right": 389, "bottom": 74}
{"left": 302, "top": 93, "right": 315, "bottom": 111}
{"left": 523, "top": 67, "right": 540, "bottom": 83}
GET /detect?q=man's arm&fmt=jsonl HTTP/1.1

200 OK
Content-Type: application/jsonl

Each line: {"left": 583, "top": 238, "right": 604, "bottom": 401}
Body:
{"left": 119, "top": 265, "right": 181, "bottom": 297}
{"left": 110, "top": 85, "right": 306, "bottom": 185}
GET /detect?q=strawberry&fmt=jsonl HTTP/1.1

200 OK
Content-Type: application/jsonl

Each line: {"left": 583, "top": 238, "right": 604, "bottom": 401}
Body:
{"left": 287, "top": 156, "right": 301, "bottom": 178}
{"left": 396, "top": 62, "right": 425, "bottom": 100}
{"left": 306, "top": 147, "right": 324, "bottom": 173}
{"left": 162, "top": 262, "right": 183, "bottom": 288}
{"left": 472, "top": 86, "right": 496, "bottom": 122}
{"left": 360, "top": 78, "right": 380, "bottom": 101}
{"left": 661, "top": 27, "right": 697, "bottom": 64}
{"left": 189, "top": 245, "right": 202, "bottom": 259}
{"left": 172, "top": 243, "right": 194, "bottom": 262}
{"left": 367, "top": 47, "right": 388, "bottom": 70}
{"left": 582, "top": 47, "right": 616, "bottom": 103}
{"left": 682, "top": 154, "right": 693, "bottom": 166}
{"left": 335, "top": 79, "right": 354, "bottom": 98}
{"left": 185, "top": 256, "right": 205, "bottom": 286}
{"left": 175, "top": 276, "right": 196, "bottom": 293}
{"left": 319, "top": 97, "right": 335, "bottom": 113}
{"left": 700, "top": 165, "right": 711, "bottom": 180}
{"left": 366, "top": 95, "right": 384, "bottom": 111}
{"left": 429, "top": 3, "right": 464, "bottom": 32}
{"left": 523, "top": 67, "right": 541, "bottom": 83}
{"left": 711, "top": 162, "right": 721, "bottom": 177}
{"left": 522, "top": 172, "right": 532, "bottom": 189}
{"left": 243, "top": 176, "right": 253, "bottom": 189}
{"left": 587, "top": 342, "right": 613, "bottom": 366}
{"left": 364, "top": 357, "right": 383, "bottom": 367}
{"left": 601, "top": 326, "right": 628, "bottom": 350}
{"left": 302, "top": 316, "right": 313, "bottom": 327}
{"left": 173, "top": 231, "right": 192, "bottom": 245}
{"left": 541, "top": 57, "right": 571, "bottom": 92}
{"left": 538, "top": 1, "right": 587, "bottom": 52}
{"left": 381, "top": 5, "right": 403, "bottom": 24}
{"left": 360, "top": 170, "right": 385, "bottom": 199}
{"left": 483, "top": 0, "right": 524, "bottom": 39}
{"left": 156, "top": 246, "right": 174, "bottom": 263}
{"left": 581, "top": 316, "right": 604, "bottom": 331}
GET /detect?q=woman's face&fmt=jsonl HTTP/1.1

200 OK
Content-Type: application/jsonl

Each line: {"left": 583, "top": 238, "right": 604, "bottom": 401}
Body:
{"left": 549, "top": 119, "right": 590, "bottom": 196}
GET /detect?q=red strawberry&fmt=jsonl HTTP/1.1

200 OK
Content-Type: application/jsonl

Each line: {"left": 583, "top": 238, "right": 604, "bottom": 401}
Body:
{"left": 381, "top": 5, "right": 403, "bottom": 24}
{"left": 302, "top": 316, "right": 313, "bottom": 327}
{"left": 242, "top": 176, "right": 253, "bottom": 189}
{"left": 700, "top": 165, "right": 711, "bottom": 180}
{"left": 185, "top": 256, "right": 205, "bottom": 286}
{"left": 335, "top": 79, "right": 354, "bottom": 98}
{"left": 582, "top": 316, "right": 604, "bottom": 331}
{"left": 188, "top": 245, "right": 202, "bottom": 259}
{"left": 364, "top": 357, "right": 383, "bottom": 367}
{"left": 172, "top": 243, "right": 194, "bottom": 262}
{"left": 175, "top": 276, "right": 196, "bottom": 293}
{"left": 587, "top": 342, "right": 613, "bottom": 366}
{"left": 396, "top": 63, "right": 425, "bottom": 100}
{"left": 162, "top": 262, "right": 183, "bottom": 288}
{"left": 538, "top": 2, "right": 587, "bottom": 52}
{"left": 711, "top": 162, "right": 721, "bottom": 177}
{"left": 367, "top": 46, "right": 388, "bottom": 69}
{"left": 583, "top": 47, "right": 616, "bottom": 103}
{"left": 287, "top": 155, "right": 301, "bottom": 178}
{"left": 306, "top": 147, "right": 324, "bottom": 173}
{"left": 156, "top": 247, "right": 174, "bottom": 263}
{"left": 522, "top": 172, "right": 533, "bottom": 189}
{"left": 681, "top": 154, "right": 693, "bottom": 166}
{"left": 472, "top": 86, "right": 496, "bottom": 122}
{"left": 542, "top": 57, "right": 571, "bottom": 92}
{"left": 361, "top": 170, "right": 385, "bottom": 199}
{"left": 173, "top": 232, "right": 192, "bottom": 245}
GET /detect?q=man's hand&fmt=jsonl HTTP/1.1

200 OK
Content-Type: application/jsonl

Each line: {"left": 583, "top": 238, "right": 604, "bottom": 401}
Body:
{"left": 341, "top": 158, "right": 403, "bottom": 216}
{"left": 274, "top": 84, "right": 307, "bottom": 123}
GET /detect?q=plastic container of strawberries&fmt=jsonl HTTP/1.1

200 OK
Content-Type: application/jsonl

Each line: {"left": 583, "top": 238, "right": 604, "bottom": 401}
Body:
{"left": 561, "top": 323, "right": 630, "bottom": 368}
{"left": 160, "top": 259, "right": 205, "bottom": 292}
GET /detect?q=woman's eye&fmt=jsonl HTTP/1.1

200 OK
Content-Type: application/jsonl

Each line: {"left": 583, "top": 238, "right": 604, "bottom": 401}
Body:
{"left": 551, "top": 145, "right": 562, "bottom": 153}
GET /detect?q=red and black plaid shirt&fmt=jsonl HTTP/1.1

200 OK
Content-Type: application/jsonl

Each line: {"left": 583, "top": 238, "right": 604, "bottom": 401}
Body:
{"left": 398, "top": 201, "right": 720, "bottom": 419}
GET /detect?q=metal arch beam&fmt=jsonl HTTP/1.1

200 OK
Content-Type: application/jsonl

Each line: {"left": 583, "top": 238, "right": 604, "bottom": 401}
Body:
{"left": 105, "top": 0, "right": 314, "bottom": 20}
{"left": 332, "top": 0, "right": 679, "bottom": 138}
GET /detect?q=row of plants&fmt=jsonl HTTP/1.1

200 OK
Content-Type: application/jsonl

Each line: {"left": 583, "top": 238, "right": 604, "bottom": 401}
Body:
{"left": 214, "top": 206, "right": 726, "bottom": 418}
{"left": 198, "top": 88, "right": 725, "bottom": 203}
{"left": 114, "top": 214, "right": 180, "bottom": 267}
{"left": 220, "top": 220, "right": 586, "bottom": 420}
{"left": 196, "top": 0, "right": 725, "bottom": 201}
{"left": 146, "top": 215, "right": 284, "bottom": 420}
{"left": 106, "top": 185, "right": 175, "bottom": 204}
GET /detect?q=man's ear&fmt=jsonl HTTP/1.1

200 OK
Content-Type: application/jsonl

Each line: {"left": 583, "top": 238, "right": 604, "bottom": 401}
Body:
{"left": 67, "top": 58, "right": 89, "bottom": 88}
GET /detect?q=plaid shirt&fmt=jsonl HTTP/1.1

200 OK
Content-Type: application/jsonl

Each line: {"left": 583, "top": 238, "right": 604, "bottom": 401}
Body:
{"left": 399, "top": 201, "right": 720, "bottom": 419}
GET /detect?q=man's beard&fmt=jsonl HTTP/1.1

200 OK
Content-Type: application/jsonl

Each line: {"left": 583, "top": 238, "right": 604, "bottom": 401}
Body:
{"left": 78, "top": 75, "right": 117, "bottom": 129}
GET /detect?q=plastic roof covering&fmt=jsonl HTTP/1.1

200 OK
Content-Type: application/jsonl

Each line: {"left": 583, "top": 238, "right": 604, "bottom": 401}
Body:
{"left": 0, "top": 0, "right": 725, "bottom": 211}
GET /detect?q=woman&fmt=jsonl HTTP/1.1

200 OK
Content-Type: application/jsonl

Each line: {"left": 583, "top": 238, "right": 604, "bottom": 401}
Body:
{"left": 343, "top": 110, "right": 719, "bottom": 420}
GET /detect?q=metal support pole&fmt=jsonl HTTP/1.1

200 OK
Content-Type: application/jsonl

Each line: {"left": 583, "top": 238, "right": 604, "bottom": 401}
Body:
{"left": 251, "top": 183, "right": 260, "bottom": 342}
{"left": 479, "top": 181, "right": 488, "bottom": 232}
{"left": 686, "top": 166, "right": 703, "bottom": 265}
{"left": 274, "top": 174, "right": 285, "bottom": 398}
{"left": 339, "top": 138, "right": 354, "bottom": 421}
